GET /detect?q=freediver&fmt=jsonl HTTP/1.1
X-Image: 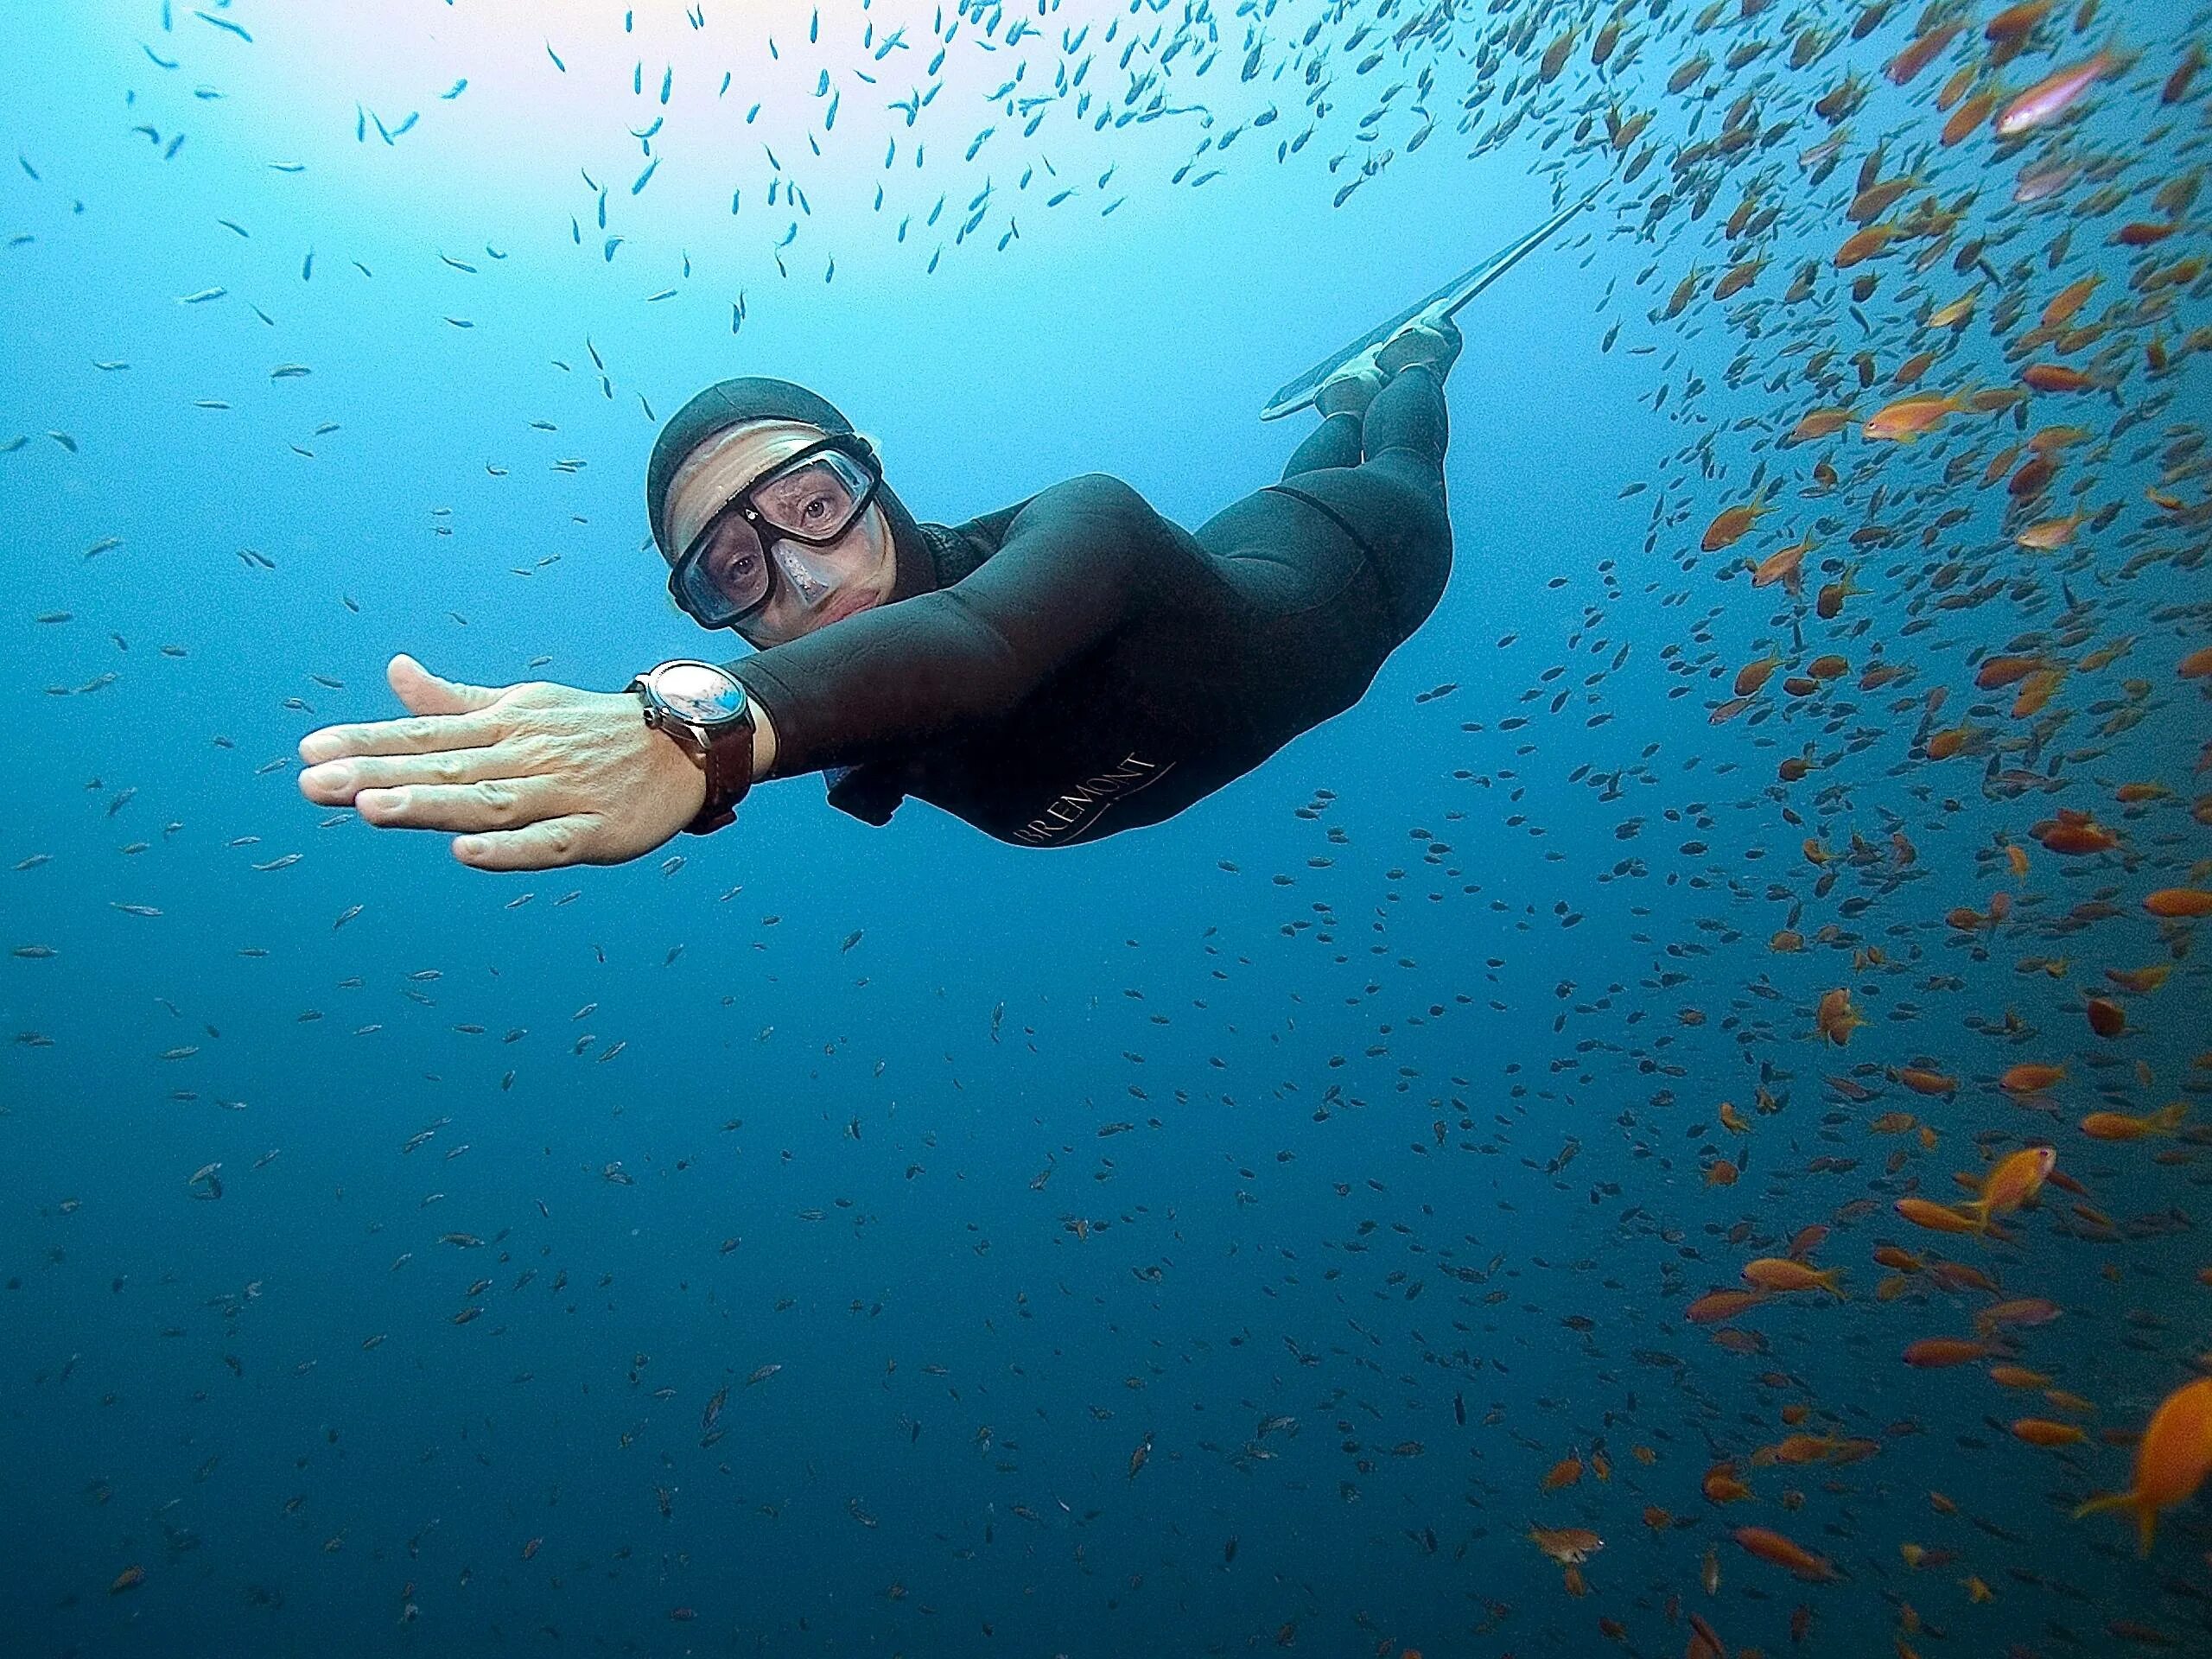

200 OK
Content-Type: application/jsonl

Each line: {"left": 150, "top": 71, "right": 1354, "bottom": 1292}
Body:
{"left": 297, "top": 200, "right": 1590, "bottom": 866}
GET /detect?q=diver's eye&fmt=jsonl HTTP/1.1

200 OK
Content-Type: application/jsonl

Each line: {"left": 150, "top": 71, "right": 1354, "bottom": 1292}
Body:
{"left": 707, "top": 538, "right": 765, "bottom": 601}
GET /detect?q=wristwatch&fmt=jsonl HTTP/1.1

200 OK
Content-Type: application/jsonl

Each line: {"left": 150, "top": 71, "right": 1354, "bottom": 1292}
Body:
{"left": 626, "top": 659, "right": 756, "bottom": 835}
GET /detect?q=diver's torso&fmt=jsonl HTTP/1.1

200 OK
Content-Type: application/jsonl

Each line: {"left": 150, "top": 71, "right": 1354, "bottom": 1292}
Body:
{"left": 834, "top": 486, "right": 1402, "bottom": 846}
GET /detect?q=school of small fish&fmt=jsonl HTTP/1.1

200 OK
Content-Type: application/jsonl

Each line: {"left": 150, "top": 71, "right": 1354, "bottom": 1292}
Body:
{"left": 4, "top": 0, "right": 2210, "bottom": 1653}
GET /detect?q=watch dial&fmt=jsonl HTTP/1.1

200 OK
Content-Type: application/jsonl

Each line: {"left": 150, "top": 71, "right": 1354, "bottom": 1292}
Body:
{"left": 653, "top": 663, "right": 745, "bottom": 723}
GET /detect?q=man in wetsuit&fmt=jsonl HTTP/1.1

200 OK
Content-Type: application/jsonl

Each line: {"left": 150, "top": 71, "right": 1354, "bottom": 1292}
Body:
{"left": 296, "top": 323, "right": 1460, "bottom": 868}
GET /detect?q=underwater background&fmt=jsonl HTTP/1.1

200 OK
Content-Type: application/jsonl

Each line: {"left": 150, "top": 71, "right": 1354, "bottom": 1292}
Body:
{"left": 4, "top": 0, "right": 2210, "bottom": 1654}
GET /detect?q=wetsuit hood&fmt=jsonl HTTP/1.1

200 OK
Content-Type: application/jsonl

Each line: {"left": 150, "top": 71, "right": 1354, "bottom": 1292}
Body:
{"left": 646, "top": 375, "right": 942, "bottom": 601}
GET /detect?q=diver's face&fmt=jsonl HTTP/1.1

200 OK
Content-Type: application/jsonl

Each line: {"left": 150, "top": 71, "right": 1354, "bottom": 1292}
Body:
{"left": 664, "top": 418, "right": 897, "bottom": 648}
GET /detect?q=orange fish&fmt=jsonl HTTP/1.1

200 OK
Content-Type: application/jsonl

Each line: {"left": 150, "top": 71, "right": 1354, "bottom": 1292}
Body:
{"left": 1985, "top": 0, "right": 2056, "bottom": 46}
{"left": 1989, "top": 1363, "right": 2052, "bottom": 1389}
{"left": 1940, "top": 86, "right": 1998, "bottom": 146}
{"left": 1834, "top": 222, "right": 1900, "bottom": 268}
{"left": 1904, "top": 1337, "right": 1997, "bottom": 1368}
{"left": 1926, "top": 288, "right": 1980, "bottom": 328}
{"left": 2075, "top": 1376, "right": 2212, "bottom": 1552}
{"left": 1962, "top": 1147, "right": 2056, "bottom": 1233}
{"left": 1541, "top": 1452, "right": 1584, "bottom": 1491}
{"left": 1741, "top": 1258, "right": 1845, "bottom": 1298}
{"left": 1863, "top": 388, "right": 1973, "bottom": 442}
{"left": 2032, "top": 810, "right": 2118, "bottom": 854}
{"left": 1977, "top": 1298, "right": 2062, "bottom": 1334}
{"left": 1924, "top": 723, "right": 1984, "bottom": 760}
{"left": 2042, "top": 274, "right": 2101, "bottom": 328}
{"left": 1885, "top": 22, "right": 1961, "bottom": 84}
{"left": 1893, "top": 1067, "right": 1956, "bottom": 1098}
{"left": 2080, "top": 1103, "right": 2187, "bottom": 1141}
{"left": 110, "top": 1565, "right": 147, "bottom": 1595}
{"left": 1703, "top": 489, "right": 1773, "bottom": 551}
{"left": 1996, "top": 50, "right": 2120, "bottom": 138}
{"left": 1975, "top": 654, "right": 2047, "bottom": 690}
{"left": 1999, "top": 1063, "right": 2065, "bottom": 1094}
{"left": 1735, "top": 654, "right": 1783, "bottom": 696}
{"left": 1787, "top": 406, "right": 1856, "bottom": 443}
{"left": 1528, "top": 1525, "right": 1604, "bottom": 1565}
{"left": 1732, "top": 1525, "right": 1838, "bottom": 1581}
{"left": 2144, "top": 888, "right": 2212, "bottom": 918}
{"left": 1815, "top": 988, "right": 1865, "bottom": 1046}
{"left": 1702, "top": 1461, "right": 1752, "bottom": 1503}
{"left": 1816, "top": 567, "right": 1865, "bottom": 619}
{"left": 1895, "top": 1197, "right": 1979, "bottom": 1236}
{"left": 2104, "top": 964, "right": 2172, "bottom": 993}
{"left": 2022, "top": 362, "right": 2093, "bottom": 392}
{"left": 1750, "top": 536, "right": 1815, "bottom": 592}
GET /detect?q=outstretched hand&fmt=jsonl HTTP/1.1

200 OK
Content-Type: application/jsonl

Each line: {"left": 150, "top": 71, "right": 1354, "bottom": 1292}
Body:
{"left": 296, "top": 654, "right": 707, "bottom": 870}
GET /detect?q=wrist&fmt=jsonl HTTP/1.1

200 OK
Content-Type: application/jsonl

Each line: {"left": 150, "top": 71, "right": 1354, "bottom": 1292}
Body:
{"left": 626, "top": 660, "right": 754, "bottom": 834}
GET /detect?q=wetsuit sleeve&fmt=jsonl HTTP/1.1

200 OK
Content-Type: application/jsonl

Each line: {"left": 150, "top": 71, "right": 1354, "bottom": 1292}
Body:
{"left": 721, "top": 474, "right": 1163, "bottom": 779}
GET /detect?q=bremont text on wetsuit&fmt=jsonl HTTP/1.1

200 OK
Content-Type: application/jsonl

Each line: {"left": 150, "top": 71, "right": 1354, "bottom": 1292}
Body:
{"left": 1013, "top": 754, "right": 1173, "bottom": 845}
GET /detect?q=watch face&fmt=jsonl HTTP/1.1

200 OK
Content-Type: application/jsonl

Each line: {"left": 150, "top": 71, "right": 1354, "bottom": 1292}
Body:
{"left": 651, "top": 662, "right": 746, "bottom": 725}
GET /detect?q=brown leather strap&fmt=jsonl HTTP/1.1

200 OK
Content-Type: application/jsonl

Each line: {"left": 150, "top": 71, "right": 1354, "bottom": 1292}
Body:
{"left": 687, "top": 714, "right": 754, "bottom": 833}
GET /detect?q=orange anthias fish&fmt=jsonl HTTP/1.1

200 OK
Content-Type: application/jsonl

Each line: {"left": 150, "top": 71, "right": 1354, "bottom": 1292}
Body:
{"left": 1750, "top": 536, "right": 1815, "bottom": 593}
{"left": 2075, "top": 1377, "right": 2212, "bottom": 1553}
{"left": 1732, "top": 1526, "right": 1839, "bottom": 1581}
{"left": 1904, "top": 1337, "right": 1999, "bottom": 1368}
{"left": 2032, "top": 809, "right": 2118, "bottom": 854}
{"left": 1688, "top": 1287, "right": 1770, "bottom": 1324}
{"left": 1541, "top": 1452, "right": 1584, "bottom": 1491}
{"left": 2000, "top": 1063, "right": 2066, "bottom": 1094}
{"left": 2080, "top": 1103, "right": 2187, "bottom": 1141}
{"left": 1896, "top": 1197, "right": 1980, "bottom": 1236}
{"left": 1741, "top": 1258, "right": 1845, "bottom": 1298}
{"left": 1996, "top": 51, "right": 2121, "bottom": 138}
{"left": 1963, "top": 1147, "right": 2056, "bottom": 1233}
{"left": 1863, "top": 388, "right": 1974, "bottom": 442}
{"left": 1815, "top": 988, "right": 1865, "bottom": 1046}
{"left": 1702, "top": 1461, "right": 1752, "bottom": 1503}
{"left": 1787, "top": 406, "right": 1856, "bottom": 443}
{"left": 2143, "top": 889, "right": 2212, "bottom": 918}
{"left": 1529, "top": 1525, "right": 1604, "bottom": 1565}
{"left": 1703, "top": 489, "right": 1772, "bottom": 551}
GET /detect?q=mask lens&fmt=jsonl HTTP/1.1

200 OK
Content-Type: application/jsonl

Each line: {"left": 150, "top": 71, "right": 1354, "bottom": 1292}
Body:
{"left": 752, "top": 451, "right": 867, "bottom": 542}
{"left": 677, "top": 507, "right": 769, "bottom": 621}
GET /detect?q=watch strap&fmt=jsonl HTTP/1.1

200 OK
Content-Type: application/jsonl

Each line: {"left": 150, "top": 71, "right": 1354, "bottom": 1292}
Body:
{"left": 688, "top": 709, "right": 754, "bottom": 834}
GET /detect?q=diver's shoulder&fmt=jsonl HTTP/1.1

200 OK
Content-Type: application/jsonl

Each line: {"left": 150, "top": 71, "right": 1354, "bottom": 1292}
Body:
{"left": 1029, "top": 472, "right": 1159, "bottom": 524}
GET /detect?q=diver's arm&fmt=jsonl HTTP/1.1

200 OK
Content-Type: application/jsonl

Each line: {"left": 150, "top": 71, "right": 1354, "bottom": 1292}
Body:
{"left": 725, "top": 474, "right": 1154, "bottom": 779}
{"left": 747, "top": 698, "right": 779, "bottom": 777}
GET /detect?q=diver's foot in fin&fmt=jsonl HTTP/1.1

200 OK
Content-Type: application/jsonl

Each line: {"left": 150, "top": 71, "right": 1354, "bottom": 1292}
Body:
{"left": 1374, "top": 314, "right": 1464, "bottom": 382}
{"left": 1313, "top": 348, "right": 1387, "bottom": 418}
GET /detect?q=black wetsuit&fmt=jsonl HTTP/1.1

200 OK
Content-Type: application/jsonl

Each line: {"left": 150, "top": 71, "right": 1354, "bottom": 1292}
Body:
{"left": 722, "top": 366, "right": 1454, "bottom": 847}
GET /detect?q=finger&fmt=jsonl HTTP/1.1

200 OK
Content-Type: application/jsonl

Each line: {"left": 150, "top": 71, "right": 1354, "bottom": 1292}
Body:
{"left": 388, "top": 653, "right": 506, "bottom": 717}
{"left": 356, "top": 776, "right": 566, "bottom": 833}
{"left": 298, "top": 709, "right": 504, "bottom": 766}
{"left": 298, "top": 744, "right": 535, "bottom": 804}
{"left": 453, "top": 815, "right": 601, "bottom": 872}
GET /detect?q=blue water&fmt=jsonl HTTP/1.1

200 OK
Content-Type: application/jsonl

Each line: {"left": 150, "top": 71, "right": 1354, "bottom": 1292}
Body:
{"left": 5, "top": 1, "right": 2209, "bottom": 1652}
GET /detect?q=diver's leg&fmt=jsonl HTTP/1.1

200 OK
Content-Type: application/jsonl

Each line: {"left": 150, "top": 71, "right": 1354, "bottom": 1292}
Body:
{"left": 1281, "top": 410, "right": 1363, "bottom": 481}
{"left": 1266, "top": 364, "right": 1455, "bottom": 639}
{"left": 1357, "top": 362, "right": 1449, "bottom": 504}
